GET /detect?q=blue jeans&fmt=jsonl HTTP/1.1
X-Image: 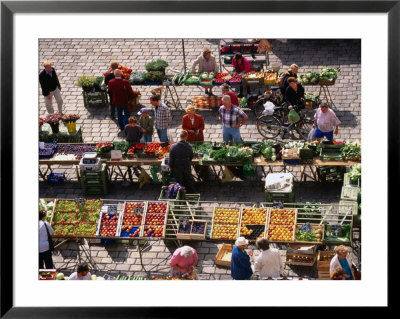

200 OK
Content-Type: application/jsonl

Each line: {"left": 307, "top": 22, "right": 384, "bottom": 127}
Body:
{"left": 143, "top": 135, "right": 152, "bottom": 143}
{"left": 222, "top": 126, "right": 242, "bottom": 143}
{"left": 116, "top": 106, "right": 130, "bottom": 130}
{"left": 157, "top": 128, "right": 169, "bottom": 142}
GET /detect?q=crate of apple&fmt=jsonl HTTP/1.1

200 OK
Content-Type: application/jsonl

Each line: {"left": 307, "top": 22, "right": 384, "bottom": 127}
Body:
{"left": 99, "top": 225, "right": 118, "bottom": 237}
{"left": 213, "top": 208, "right": 240, "bottom": 224}
{"left": 269, "top": 209, "right": 297, "bottom": 225}
{"left": 241, "top": 208, "right": 268, "bottom": 225}
{"left": 211, "top": 224, "right": 238, "bottom": 240}
{"left": 122, "top": 214, "right": 143, "bottom": 226}
{"left": 120, "top": 225, "right": 141, "bottom": 238}
{"left": 267, "top": 225, "right": 294, "bottom": 242}
{"left": 124, "top": 202, "right": 146, "bottom": 214}
{"left": 143, "top": 225, "right": 164, "bottom": 238}
{"left": 240, "top": 225, "right": 265, "bottom": 240}
{"left": 146, "top": 202, "right": 168, "bottom": 214}
{"left": 145, "top": 214, "right": 166, "bottom": 225}
{"left": 101, "top": 213, "right": 119, "bottom": 225}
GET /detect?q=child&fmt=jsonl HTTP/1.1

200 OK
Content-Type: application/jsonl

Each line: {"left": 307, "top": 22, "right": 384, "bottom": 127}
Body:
{"left": 331, "top": 268, "right": 345, "bottom": 280}
{"left": 137, "top": 108, "right": 154, "bottom": 143}
{"left": 124, "top": 116, "right": 143, "bottom": 145}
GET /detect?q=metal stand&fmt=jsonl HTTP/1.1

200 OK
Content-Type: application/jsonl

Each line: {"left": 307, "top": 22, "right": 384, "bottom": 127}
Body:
{"left": 318, "top": 84, "right": 337, "bottom": 110}
{"left": 163, "top": 83, "right": 183, "bottom": 110}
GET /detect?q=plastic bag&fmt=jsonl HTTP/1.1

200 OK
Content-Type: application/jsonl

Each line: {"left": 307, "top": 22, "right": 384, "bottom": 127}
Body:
{"left": 221, "top": 166, "right": 234, "bottom": 182}
{"left": 288, "top": 109, "right": 300, "bottom": 124}
{"left": 150, "top": 166, "right": 159, "bottom": 183}
{"left": 308, "top": 127, "right": 316, "bottom": 142}
{"left": 243, "top": 160, "right": 255, "bottom": 177}
{"left": 262, "top": 101, "right": 275, "bottom": 115}
{"left": 167, "top": 129, "right": 176, "bottom": 143}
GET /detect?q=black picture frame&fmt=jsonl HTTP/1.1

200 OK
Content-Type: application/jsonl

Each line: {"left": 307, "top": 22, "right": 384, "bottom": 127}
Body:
{"left": 1, "top": 1, "right": 395, "bottom": 317}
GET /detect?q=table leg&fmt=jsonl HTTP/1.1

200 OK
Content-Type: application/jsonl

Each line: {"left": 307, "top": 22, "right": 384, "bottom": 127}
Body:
{"left": 116, "top": 165, "right": 127, "bottom": 182}
{"left": 127, "top": 166, "right": 134, "bottom": 183}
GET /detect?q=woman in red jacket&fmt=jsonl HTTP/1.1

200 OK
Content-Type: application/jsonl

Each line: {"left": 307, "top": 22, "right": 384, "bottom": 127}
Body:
{"left": 181, "top": 105, "right": 205, "bottom": 142}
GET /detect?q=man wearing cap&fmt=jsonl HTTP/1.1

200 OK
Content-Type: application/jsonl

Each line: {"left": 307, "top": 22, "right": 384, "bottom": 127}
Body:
{"left": 231, "top": 237, "right": 254, "bottom": 280}
{"left": 138, "top": 107, "right": 154, "bottom": 143}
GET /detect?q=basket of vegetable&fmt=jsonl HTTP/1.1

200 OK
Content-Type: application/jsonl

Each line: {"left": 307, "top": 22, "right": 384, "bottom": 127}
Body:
{"left": 318, "top": 67, "right": 338, "bottom": 86}
{"left": 295, "top": 223, "right": 324, "bottom": 244}
{"left": 227, "top": 73, "right": 242, "bottom": 86}
{"left": 341, "top": 140, "right": 361, "bottom": 161}
{"left": 183, "top": 73, "right": 200, "bottom": 85}
{"left": 145, "top": 59, "right": 169, "bottom": 73}
{"left": 220, "top": 45, "right": 232, "bottom": 55}
{"left": 264, "top": 72, "right": 278, "bottom": 85}
{"left": 300, "top": 71, "right": 319, "bottom": 85}
{"left": 213, "top": 73, "right": 230, "bottom": 85}
{"left": 323, "top": 224, "right": 351, "bottom": 244}
{"left": 243, "top": 72, "right": 264, "bottom": 86}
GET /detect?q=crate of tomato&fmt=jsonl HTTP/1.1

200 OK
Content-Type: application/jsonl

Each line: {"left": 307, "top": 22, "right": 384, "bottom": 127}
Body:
{"left": 220, "top": 45, "right": 231, "bottom": 55}
{"left": 241, "top": 44, "right": 253, "bottom": 53}
{"left": 227, "top": 73, "right": 242, "bottom": 86}
{"left": 213, "top": 73, "right": 230, "bottom": 85}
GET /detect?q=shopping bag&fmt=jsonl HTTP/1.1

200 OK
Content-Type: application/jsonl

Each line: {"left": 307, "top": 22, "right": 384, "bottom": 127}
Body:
{"left": 262, "top": 101, "right": 275, "bottom": 115}
{"left": 288, "top": 109, "right": 300, "bottom": 124}
{"left": 167, "top": 129, "right": 176, "bottom": 143}
{"left": 138, "top": 168, "right": 151, "bottom": 189}
{"left": 308, "top": 127, "right": 316, "bottom": 142}
{"left": 221, "top": 166, "right": 234, "bottom": 182}
{"left": 243, "top": 160, "right": 255, "bottom": 177}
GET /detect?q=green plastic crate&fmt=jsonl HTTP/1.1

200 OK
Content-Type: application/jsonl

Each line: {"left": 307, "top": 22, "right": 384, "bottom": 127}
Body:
{"left": 265, "top": 184, "right": 295, "bottom": 203}
{"left": 341, "top": 186, "right": 360, "bottom": 202}
{"left": 339, "top": 200, "right": 359, "bottom": 216}
{"left": 82, "top": 91, "right": 108, "bottom": 108}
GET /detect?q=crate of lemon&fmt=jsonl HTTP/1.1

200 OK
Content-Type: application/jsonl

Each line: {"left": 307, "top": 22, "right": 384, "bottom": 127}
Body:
{"left": 211, "top": 207, "right": 241, "bottom": 240}
{"left": 266, "top": 209, "right": 297, "bottom": 242}
{"left": 239, "top": 207, "right": 269, "bottom": 240}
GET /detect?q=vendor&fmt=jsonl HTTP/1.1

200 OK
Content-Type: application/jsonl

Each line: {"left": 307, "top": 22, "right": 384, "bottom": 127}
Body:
{"left": 169, "top": 246, "right": 198, "bottom": 279}
{"left": 278, "top": 63, "right": 299, "bottom": 96}
{"left": 330, "top": 245, "right": 355, "bottom": 280}
{"left": 284, "top": 77, "right": 305, "bottom": 110}
{"left": 181, "top": 105, "right": 204, "bottom": 142}
{"left": 169, "top": 130, "right": 195, "bottom": 193}
{"left": 231, "top": 237, "right": 254, "bottom": 280}
{"left": 220, "top": 84, "right": 239, "bottom": 106}
{"left": 191, "top": 48, "right": 218, "bottom": 96}
{"left": 69, "top": 263, "right": 92, "bottom": 280}
{"left": 232, "top": 53, "right": 252, "bottom": 97}
{"left": 313, "top": 102, "right": 341, "bottom": 141}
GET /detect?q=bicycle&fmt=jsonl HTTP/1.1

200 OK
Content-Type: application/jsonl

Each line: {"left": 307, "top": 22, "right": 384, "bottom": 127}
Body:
{"left": 256, "top": 104, "right": 314, "bottom": 141}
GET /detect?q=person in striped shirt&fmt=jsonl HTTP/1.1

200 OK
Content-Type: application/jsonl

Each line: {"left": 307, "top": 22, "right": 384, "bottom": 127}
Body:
{"left": 218, "top": 95, "right": 248, "bottom": 143}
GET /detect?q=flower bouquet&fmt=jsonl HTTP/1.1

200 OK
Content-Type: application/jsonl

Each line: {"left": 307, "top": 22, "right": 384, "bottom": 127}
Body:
{"left": 103, "top": 64, "right": 133, "bottom": 80}
{"left": 61, "top": 114, "right": 80, "bottom": 133}
{"left": 44, "top": 114, "right": 62, "bottom": 134}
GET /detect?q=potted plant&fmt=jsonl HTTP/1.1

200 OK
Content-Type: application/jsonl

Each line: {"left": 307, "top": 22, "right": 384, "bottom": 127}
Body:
{"left": 61, "top": 114, "right": 80, "bottom": 133}
{"left": 44, "top": 114, "right": 62, "bottom": 134}
{"left": 76, "top": 75, "right": 96, "bottom": 92}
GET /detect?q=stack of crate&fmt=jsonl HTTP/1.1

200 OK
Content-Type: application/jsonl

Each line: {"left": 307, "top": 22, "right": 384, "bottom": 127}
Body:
{"left": 264, "top": 173, "right": 295, "bottom": 203}
{"left": 80, "top": 164, "right": 108, "bottom": 196}
{"left": 317, "top": 250, "right": 336, "bottom": 280}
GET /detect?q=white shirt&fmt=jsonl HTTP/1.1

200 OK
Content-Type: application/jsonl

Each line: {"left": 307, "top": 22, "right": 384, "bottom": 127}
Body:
{"left": 314, "top": 108, "right": 341, "bottom": 132}
{"left": 39, "top": 220, "right": 54, "bottom": 253}
{"left": 69, "top": 272, "right": 92, "bottom": 280}
{"left": 253, "top": 248, "right": 283, "bottom": 278}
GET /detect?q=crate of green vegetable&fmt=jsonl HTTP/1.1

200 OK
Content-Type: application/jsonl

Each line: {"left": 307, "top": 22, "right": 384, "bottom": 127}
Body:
{"left": 323, "top": 224, "right": 351, "bottom": 244}
{"left": 295, "top": 224, "right": 324, "bottom": 244}
{"left": 112, "top": 141, "right": 129, "bottom": 153}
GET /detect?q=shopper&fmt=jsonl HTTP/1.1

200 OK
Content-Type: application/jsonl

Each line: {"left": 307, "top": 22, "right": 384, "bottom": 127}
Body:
{"left": 39, "top": 61, "right": 63, "bottom": 114}
{"left": 181, "top": 105, "right": 205, "bottom": 142}
{"left": 218, "top": 95, "right": 248, "bottom": 143}
{"left": 137, "top": 108, "right": 154, "bottom": 143}
{"left": 169, "top": 130, "right": 195, "bottom": 193}
{"left": 69, "top": 263, "right": 92, "bottom": 280}
{"left": 232, "top": 53, "right": 252, "bottom": 97}
{"left": 107, "top": 69, "right": 134, "bottom": 130}
{"left": 231, "top": 237, "right": 253, "bottom": 280}
{"left": 169, "top": 246, "right": 198, "bottom": 279}
{"left": 104, "top": 61, "right": 120, "bottom": 120}
{"left": 278, "top": 63, "right": 299, "bottom": 96}
{"left": 191, "top": 48, "right": 218, "bottom": 96}
{"left": 253, "top": 238, "right": 283, "bottom": 279}
{"left": 284, "top": 77, "right": 305, "bottom": 110}
{"left": 330, "top": 245, "right": 355, "bottom": 280}
{"left": 313, "top": 102, "right": 341, "bottom": 142}
{"left": 39, "top": 210, "right": 54, "bottom": 269}
{"left": 124, "top": 116, "right": 143, "bottom": 145}
{"left": 150, "top": 94, "right": 171, "bottom": 142}
{"left": 220, "top": 84, "right": 239, "bottom": 107}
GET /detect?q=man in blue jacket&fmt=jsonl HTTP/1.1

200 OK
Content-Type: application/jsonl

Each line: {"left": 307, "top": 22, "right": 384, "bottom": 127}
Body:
{"left": 231, "top": 237, "right": 253, "bottom": 280}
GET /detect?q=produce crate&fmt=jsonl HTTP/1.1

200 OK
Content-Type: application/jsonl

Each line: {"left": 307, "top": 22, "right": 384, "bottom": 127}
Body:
{"left": 341, "top": 186, "right": 360, "bottom": 202}
{"left": 299, "top": 148, "right": 314, "bottom": 160}
{"left": 190, "top": 220, "right": 207, "bottom": 240}
{"left": 295, "top": 224, "right": 324, "bottom": 244}
{"left": 47, "top": 172, "right": 66, "bottom": 183}
{"left": 220, "top": 45, "right": 232, "bottom": 55}
{"left": 319, "top": 148, "right": 343, "bottom": 161}
{"left": 176, "top": 218, "right": 192, "bottom": 240}
{"left": 215, "top": 243, "right": 233, "bottom": 267}
{"left": 318, "top": 270, "right": 331, "bottom": 280}
{"left": 210, "top": 207, "right": 241, "bottom": 240}
{"left": 286, "top": 250, "right": 316, "bottom": 267}
{"left": 317, "top": 250, "right": 336, "bottom": 270}
{"left": 243, "top": 77, "right": 264, "bottom": 86}
{"left": 241, "top": 44, "right": 253, "bottom": 53}
{"left": 317, "top": 166, "right": 345, "bottom": 182}
{"left": 339, "top": 200, "right": 359, "bottom": 216}
{"left": 265, "top": 184, "right": 295, "bottom": 203}
{"left": 158, "top": 186, "right": 182, "bottom": 200}
{"left": 83, "top": 91, "right": 108, "bottom": 108}
{"left": 82, "top": 183, "right": 108, "bottom": 196}
{"left": 287, "top": 243, "right": 316, "bottom": 255}
{"left": 282, "top": 158, "right": 300, "bottom": 165}
{"left": 39, "top": 269, "right": 57, "bottom": 280}
{"left": 39, "top": 148, "right": 56, "bottom": 159}
{"left": 95, "top": 210, "right": 122, "bottom": 238}
{"left": 266, "top": 224, "right": 295, "bottom": 242}
{"left": 239, "top": 224, "right": 267, "bottom": 241}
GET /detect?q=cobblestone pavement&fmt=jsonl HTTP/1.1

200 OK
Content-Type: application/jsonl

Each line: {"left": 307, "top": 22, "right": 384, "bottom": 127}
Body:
{"left": 39, "top": 38, "right": 361, "bottom": 279}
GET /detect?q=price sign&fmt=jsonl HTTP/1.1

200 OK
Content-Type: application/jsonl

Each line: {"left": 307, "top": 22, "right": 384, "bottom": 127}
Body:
{"left": 134, "top": 206, "right": 143, "bottom": 214}
{"left": 75, "top": 198, "right": 85, "bottom": 207}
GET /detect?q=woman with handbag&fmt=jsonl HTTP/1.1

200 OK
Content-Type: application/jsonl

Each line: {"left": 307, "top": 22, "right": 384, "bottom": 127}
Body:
{"left": 39, "top": 210, "right": 54, "bottom": 269}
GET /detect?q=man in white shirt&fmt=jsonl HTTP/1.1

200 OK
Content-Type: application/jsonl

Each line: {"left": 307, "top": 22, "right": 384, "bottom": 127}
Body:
{"left": 39, "top": 211, "right": 54, "bottom": 269}
{"left": 313, "top": 102, "right": 341, "bottom": 141}
{"left": 253, "top": 238, "right": 284, "bottom": 279}
{"left": 69, "top": 263, "right": 92, "bottom": 280}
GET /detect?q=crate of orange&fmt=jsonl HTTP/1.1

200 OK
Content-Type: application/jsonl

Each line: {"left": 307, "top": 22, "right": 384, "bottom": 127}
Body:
{"left": 210, "top": 207, "right": 241, "bottom": 240}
